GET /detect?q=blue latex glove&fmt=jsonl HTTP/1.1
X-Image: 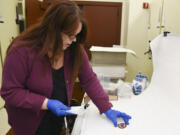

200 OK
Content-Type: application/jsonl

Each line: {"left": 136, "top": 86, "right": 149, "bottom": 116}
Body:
{"left": 104, "top": 108, "right": 132, "bottom": 127}
{"left": 47, "top": 99, "right": 73, "bottom": 116}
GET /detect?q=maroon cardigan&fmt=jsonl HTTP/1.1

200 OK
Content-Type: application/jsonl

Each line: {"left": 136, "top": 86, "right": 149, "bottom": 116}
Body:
{"left": 0, "top": 44, "right": 112, "bottom": 135}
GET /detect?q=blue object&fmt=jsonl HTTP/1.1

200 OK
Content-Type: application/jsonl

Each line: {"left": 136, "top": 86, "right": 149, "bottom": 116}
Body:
{"left": 132, "top": 73, "right": 148, "bottom": 95}
{"left": 104, "top": 108, "right": 132, "bottom": 127}
{"left": 47, "top": 99, "right": 72, "bottom": 116}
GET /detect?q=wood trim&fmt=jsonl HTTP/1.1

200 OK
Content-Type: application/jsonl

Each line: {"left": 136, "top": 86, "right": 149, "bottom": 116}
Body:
{"left": 74, "top": 1, "right": 122, "bottom": 7}
{"left": 27, "top": 1, "right": 123, "bottom": 14}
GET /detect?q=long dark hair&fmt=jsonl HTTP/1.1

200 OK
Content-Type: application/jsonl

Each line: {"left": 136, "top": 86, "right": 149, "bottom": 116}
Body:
{"left": 6, "top": 0, "right": 87, "bottom": 82}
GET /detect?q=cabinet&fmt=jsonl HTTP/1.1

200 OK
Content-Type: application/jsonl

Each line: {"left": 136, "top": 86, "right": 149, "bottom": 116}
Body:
{"left": 75, "top": 1, "right": 123, "bottom": 59}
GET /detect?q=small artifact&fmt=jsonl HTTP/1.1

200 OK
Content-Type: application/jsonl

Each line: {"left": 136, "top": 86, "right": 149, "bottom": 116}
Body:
{"left": 117, "top": 118, "right": 127, "bottom": 129}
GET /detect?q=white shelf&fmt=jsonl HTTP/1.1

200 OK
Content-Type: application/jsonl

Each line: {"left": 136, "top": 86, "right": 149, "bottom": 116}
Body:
{"left": 90, "top": 46, "right": 136, "bottom": 55}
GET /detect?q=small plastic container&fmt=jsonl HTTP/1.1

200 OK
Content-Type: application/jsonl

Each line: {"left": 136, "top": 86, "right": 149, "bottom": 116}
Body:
{"left": 98, "top": 74, "right": 118, "bottom": 95}
{"left": 132, "top": 73, "right": 148, "bottom": 95}
{"left": 117, "top": 79, "right": 132, "bottom": 98}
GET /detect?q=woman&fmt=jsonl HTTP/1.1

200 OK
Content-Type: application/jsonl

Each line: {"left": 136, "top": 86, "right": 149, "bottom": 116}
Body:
{"left": 0, "top": 0, "right": 131, "bottom": 135}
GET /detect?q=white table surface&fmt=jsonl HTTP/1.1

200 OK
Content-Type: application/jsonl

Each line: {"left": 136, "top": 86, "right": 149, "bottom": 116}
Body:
{"left": 72, "top": 84, "right": 180, "bottom": 135}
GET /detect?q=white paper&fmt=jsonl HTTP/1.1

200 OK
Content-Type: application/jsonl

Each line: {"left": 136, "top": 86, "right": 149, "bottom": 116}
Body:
{"left": 66, "top": 106, "right": 86, "bottom": 115}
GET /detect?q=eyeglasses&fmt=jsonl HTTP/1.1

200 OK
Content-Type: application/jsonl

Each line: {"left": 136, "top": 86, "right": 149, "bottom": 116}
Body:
{"left": 62, "top": 32, "right": 79, "bottom": 41}
{"left": 68, "top": 35, "right": 77, "bottom": 41}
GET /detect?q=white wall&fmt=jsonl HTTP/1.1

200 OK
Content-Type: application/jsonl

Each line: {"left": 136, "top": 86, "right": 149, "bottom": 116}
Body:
{"left": 0, "top": 109, "right": 10, "bottom": 135}
{"left": 165, "top": 1, "right": 180, "bottom": 33}
{"left": 126, "top": 0, "right": 180, "bottom": 81}
{"left": 0, "top": 0, "right": 19, "bottom": 81}
{"left": 126, "top": 0, "right": 154, "bottom": 81}
{"left": 0, "top": 0, "right": 19, "bottom": 59}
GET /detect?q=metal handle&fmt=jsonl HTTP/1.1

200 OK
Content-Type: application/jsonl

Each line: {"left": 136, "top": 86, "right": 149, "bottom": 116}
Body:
{"left": 64, "top": 116, "right": 70, "bottom": 135}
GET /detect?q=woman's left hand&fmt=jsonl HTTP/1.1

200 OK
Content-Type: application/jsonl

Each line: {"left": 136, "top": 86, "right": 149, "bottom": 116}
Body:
{"left": 104, "top": 108, "right": 132, "bottom": 127}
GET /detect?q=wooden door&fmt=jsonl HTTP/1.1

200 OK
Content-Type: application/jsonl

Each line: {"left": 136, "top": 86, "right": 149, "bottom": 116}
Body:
{"left": 82, "top": 4, "right": 122, "bottom": 47}
{"left": 25, "top": 0, "right": 51, "bottom": 27}
{"left": 75, "top": 1, "right": 122, "bottom": 59}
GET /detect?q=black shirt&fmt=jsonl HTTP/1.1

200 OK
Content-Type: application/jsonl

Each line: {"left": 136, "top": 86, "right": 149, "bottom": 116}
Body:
{"left": 36, "top": 67, "right": 68, "bottom": 135}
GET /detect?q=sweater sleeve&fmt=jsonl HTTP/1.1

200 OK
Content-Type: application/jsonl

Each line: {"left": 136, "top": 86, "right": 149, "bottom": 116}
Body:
{"left": 0, "top": 48, "right": 46, "bottom": 115}
{"left": 78, "top": 48, "right": 112, "bottom": 114}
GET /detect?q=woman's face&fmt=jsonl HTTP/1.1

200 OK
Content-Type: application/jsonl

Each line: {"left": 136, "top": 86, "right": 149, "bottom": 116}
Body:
{"left": 61, "top": 22, "right": 82, "bottom": 50}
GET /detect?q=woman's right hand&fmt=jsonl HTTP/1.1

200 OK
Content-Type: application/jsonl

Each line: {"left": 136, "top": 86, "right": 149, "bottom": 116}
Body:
{"left": 104, "top": 108, "right": 132, "bottom": 127}
{"left": 46, "top": 99, "right": 72, "bottom": 116}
